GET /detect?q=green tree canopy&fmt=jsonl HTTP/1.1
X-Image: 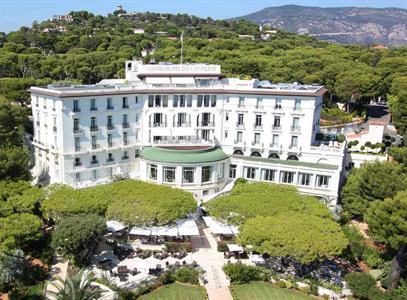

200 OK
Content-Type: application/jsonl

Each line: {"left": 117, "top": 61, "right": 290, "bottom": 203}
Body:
{"left": 206, "top": 181, "right": 331, "bottom": 225}
{"left": 51, "top": 214, "right": 105, "bottom": 266}
{"left": 341, "top": 161, "right": 407, "bottom": 219}
{"left": 0, "top": 213, "right": 43, "bottom": 252}
{"left": 238, "top": 213, "right": 348, "bottom": 264}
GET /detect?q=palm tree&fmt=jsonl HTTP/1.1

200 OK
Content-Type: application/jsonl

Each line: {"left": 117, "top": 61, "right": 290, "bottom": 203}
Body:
{"left": 48, "top": 268, "right": 102, "bottom": 300}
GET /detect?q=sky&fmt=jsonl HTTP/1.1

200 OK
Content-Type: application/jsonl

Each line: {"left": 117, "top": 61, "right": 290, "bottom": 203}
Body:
{"left": 1, "top": 0, "right": 407, "bottom": 33}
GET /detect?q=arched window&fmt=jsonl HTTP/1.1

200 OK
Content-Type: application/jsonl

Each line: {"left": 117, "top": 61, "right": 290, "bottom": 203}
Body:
{"left": 287, "top": 155, "right": 299, "bottom": 161}
{"left": 233, "top": 150, "right": 244, "bottom": 155}
{"left": 268, "top": 153, "right": 280, "bottom": 159}
{"left": 250, "top": 151, "right": 261, "bottom": 157}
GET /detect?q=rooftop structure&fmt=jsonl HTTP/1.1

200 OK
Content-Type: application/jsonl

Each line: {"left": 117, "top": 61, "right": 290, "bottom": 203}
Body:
{"left": 29, "top": 60, "right": 346, "bottom": 205}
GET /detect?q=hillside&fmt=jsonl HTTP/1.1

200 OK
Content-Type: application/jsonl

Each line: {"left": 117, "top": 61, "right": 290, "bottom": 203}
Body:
{"left": 236, "top": 5, "right": 407, "bottom": 45}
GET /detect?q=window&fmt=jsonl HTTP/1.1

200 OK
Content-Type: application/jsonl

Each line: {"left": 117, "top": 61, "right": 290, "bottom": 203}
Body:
{"left": 123, "top": 132, "right": 128, "bottom": 145}
{"left": 201, "top": 166, "right": 212, "bottom": 183}
{"left": 135, "top": 96, "right": 139, "bottom": 104}
{"left": 163, "top": 95, "right": 168, "bottom": 107}
{"left": 75, "top": 172, "right": 81, "bottom": 182}
{"left": 107, "top": 115, "right": 113, "bottom": 129}
{"left": 275, "top": 99, "right": 282, "bottom": 109}
{"left": 90, "top": 98, "right": 97, "bottom": 111}
{"left": 122, "top": 150, "right": 129, "bottom": 159}
{"left": 256, "top": 97, "right": 263, "bottom": 108}
{"left": 122, "top": 97, "right": 129, "bottom": 108}
{"left": 229, "top": 164, "right": 236, "bottom": 178}
{"left": 155, "top": 95, "right": 161, "bottom": 107}
{"left": 107, "top": 134, "right": 112, "bottom": 147}
{"left": 74, "top": 137, "right": 80, "bottom": 151}
{"left": 198, "top": 79, "right": 209, "bottom": 86}
{"left": 204, "top": 95, "right": 210, "bottom": 107}
{"left": 237, "top": 114, "right": 244, "bottom": 126}
{"left": 225, "top": 112, "right": 229, "bottom": 121}
{"left": 90, "top": 117, "right": 97, "bottom": 131}
{"left": 197, "top": 95, "right": 203, "bottom": 107}
{"left": 298, "top": 173, "right": 311, "bottom": 186}
{"left": 92, "top": 169, "right": 97, "bottom": 180}
{"left": 292, "top": 117, "right": 300, "bottom": 131}
{"left": 273, "top": 116, "right": 280, "bottom": 128}
{"left": 148, "top": 95, "right": 154, "bottom": 107}
{"left": 187, "top": 95, "right": 192, "bottom": 107}
{"left": 163, "top": 166, "right": 176, "bottom": 183}
{"left": 107, "top": 153, "right": 114, "bottom": 162}
{"left": 91, "top": 135, "right": 98, "bottom": 149}
{"left": 238, "top": 97, "right": 245, "bottom": 107}
{"left": 179, "top": 95, "right": 185, "bottom": 107}
{"left": 236, "top": 131, "right": 243, "bottom": 143}
{"left": 281, "top": 171, "right": 294, "bottom": 184}
{"left": 106, "top": 98, "right": 113, "bottom": 109}
{"left": 224, "top": 130, "right": 228, "bottom": 138}
{"left": 254, "top": 133, "right": 261, "bottom": 144}
{"left": 74, "top": 157, "right": 81, "bottom": 167}
{"left": 123, "top": 114, "right": 128, "bottom": 126}
{"left": 294, "top": 99, "right": 301, "bottom": 110}
{"left": 73, "top": 118, "right": 79, "bottom": 132}
{"left": 73, "top": 100, "right": 80, "bottom": 112}
{"left": 91, "top": 155, "right": 98, "bottom": 164}
{"left": 244, "top": 167, "right": 257, "bottom": 179}
{"left": 210, "top": 95, "right": 217, "bottom": 107}
{"left": 272, "top": 134, "right": 279, "bottom": 147}
{"left": 218, "top": 163, "right": 225, "bottom": 180}
{"left": 108, "top": 167, "right": 113, "bottom": 177}
{"left": 316, "top": 175, "right": 330, "bottom": 188}
{"left": 255, "top": 115, "right": 262, "bottom": 127}
{"left": 173, "top": 95, "right": 179, "bottom": 107}
{"left": 263, "top": 169, "right": 276, "bottom": 181}
{"left": 183, "top": 167, "right": 195, "bottom": 183}
{"left": 291, "top": 136, "right": 298, "bottom": 148}
{"left": 148, "top": 164, "right": 157, "bottom": 180}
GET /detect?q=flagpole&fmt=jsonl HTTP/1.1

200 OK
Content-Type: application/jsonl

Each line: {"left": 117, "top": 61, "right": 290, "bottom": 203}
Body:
{"left": 180, "top": 31, "right": 184, "bottom": 64}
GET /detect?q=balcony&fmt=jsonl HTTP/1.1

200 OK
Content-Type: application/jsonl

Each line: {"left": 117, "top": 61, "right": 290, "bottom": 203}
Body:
{"left": 122, "top": 122, "right": 130, "bottom": 129}
{"left": 90, "top": 107, "right": 98, "bottom": 111}
{"left": 106, "top": 106, "right": 114, "bottom": 110}
{"left": 274, "top": 105, "right": 282, "bottom": 110}
{"left": 106, "top": 157, "right": 115, "bottom": 163}
{"left": 234, "top": 140, "right": 245, "bottom": 146}
{"left": 153, "top": 137, "right": 213, "bottom": 146}
{"left": 272, "top": 126, "right": 282, "bottom": 132}
{"left": 123, "top": 140, "right": 129, "bottom": 146}
{"left": 107, "top": 125, "right": 115, "bottom": 131}
{"left": 90, "top": 160, "right": 99, "bottom": 165}
{"left": 122, "top": 155, "right": 130, "bottom": 160}
{"left": 150, "top": 122, "right": 167, "bottom": 128}
{"left": 74, "top": 146, "right": 85, "bottom": 153}
{"left": 199, "top": 121, "right": 215, "bottom": 127}
{"left": 290, "top": 126, "right": 301, "bottom": 133}
{"left": 122, "top": 104, "right": 129, "bottom": 109}
{"left": 107, "top": 142, "right": 115, "bottom": 148}
{"left": 90, "top": 126, "right": 99, "bottom": 132}
{"left": 53, "top": 126, "right": 57, "bottom": 133}
{"left": 91, "top": 144, "right": 101, "bottom": 150}
{"left": 289, "top": 145, "right": 299, "bottom": 150}
{"left": 36, "top": 121, "right": 40, "bottom": 126}
{"left": 252, "top": 141, "right": 262, "bottom": 147}
{"left": 73, "top": 128, "right": 82, "bottom": 135}
{"left": 174, "top": 122, "right": 190, "bottom": 127}
{"left": 236, "top": 122, "right": 245, "bottom": 129}
{"left": 253, "top": 123, "right": 263, "bottom": 130}
{"left": 73, "top": 107, "right": 81, "bottom": 113}
{"left": 74, "top": 162, "right": 82, "bottom": 167}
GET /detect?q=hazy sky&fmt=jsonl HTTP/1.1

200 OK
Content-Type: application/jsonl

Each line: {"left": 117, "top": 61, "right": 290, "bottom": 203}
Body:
{"left": 1, "top": 0, "right": 406, "bottom": 33}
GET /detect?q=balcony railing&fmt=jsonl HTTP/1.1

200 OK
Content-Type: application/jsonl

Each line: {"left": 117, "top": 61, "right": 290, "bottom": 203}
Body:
{"left": 274, "top": 105, "right": 282, "bottom": 110}
{"left": 122, "top": 123, "right": 130, "bottom": 129}
{"left": 290, "top": 126, "right": 301, "bottom": 133}
{"left": 236, "top": 122, "right": 245, "bottom": 129}
{"left": 106, "top": 106, "right": 114, "bottom": 110}
{"left": 74, "top": 162, "right": 82, "bottom": 167}
{"left": 150, "top": 122, "right": 167, "bottom": 128}
{"left": 73, "top": 107, "right": 81, "bottom": 112}
{"left": 122, "top": 104, "right": 129, "bottom": 109}
{"left": 90, "top": 126, "right": 99, "bottom": 132}
{"left": 90, "top": 107, "right": 98, "bottom": 111}
{"left": 73, "top": 127, "right": 82, "bottom": 134}
{"left": 106, "top": 158, "right": 114, "bottom": 163}
{"left": 107, "top": 125, "right": 115, "bottom": 131}
{"left": 200, "top": 121, "right": 215, "bottom": 127}
{"left": 107, "top": 142, "right": 114, "bottom": 148}
{"left": 53, "top": 126, "right": 57, "bottom": 133}
{"left": 122, "top": 155, "right": 129, "bottom": 160}
{"left": 272, "top": 126, "right": 281, "bottom": 131}
{"left": 123, "top": 140, "right": 129, "bottom": 146}
{"left": 252, "top": 141, "right": 262, "bottom": 146}
{"left": 36, "top": 121, "right": 40, "bottom": 126}
{"left": 253, "top": 123, "right": 263, "bottom": 130}
{"left": 174, "top": 122, "right": 190, "bottom": 127}
{"left": 91, "top": 144, "right": 101, "bottom": 150}
{"left": 90, "top": 160, "right": 99, "bottom": 165}
{"left": 234, "top": 140, "right": 245, "bottom": 145}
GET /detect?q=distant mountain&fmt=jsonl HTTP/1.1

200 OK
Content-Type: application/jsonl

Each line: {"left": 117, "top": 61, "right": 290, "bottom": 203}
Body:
{"left": 235, "top": 5, "right": 407, "bottom": 45}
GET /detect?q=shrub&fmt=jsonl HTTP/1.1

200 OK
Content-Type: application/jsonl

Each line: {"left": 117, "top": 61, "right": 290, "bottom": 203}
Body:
{"left": 217, "top": 241, "right": 228, "bottom": 252}
{"left": 174, "top": 267, "right": 199, "bottom": 285}
{"left": 336, "top": 134, "right": 346, "bottom": 142}
{"left": 159, "top": 270, "right": 175, "bottom": 285}
{"left": 316, "top": 133, "right": 324, "bottom": 141}
{"left": 365, "top": 141, "right": 372, "bottom": 148}
{"left": 277, "top": 280, "right": 287, "bottom": 288}
{"left": 223, "top": 263, "right": 273, "bottom": 284}
{"left": 235, "top": 178, "right": 247, "bottom": 185}
{"left": 362, "top": 247, "right": 383, "bottom": 268}
{"left": 345, "top": 272, "right": 376, "bottom": 299}
{"left": 164, "top": 242, "right": 192, "bottom": 253}
{"left": 361, "top": 145, "right": 365, "bottom": 150}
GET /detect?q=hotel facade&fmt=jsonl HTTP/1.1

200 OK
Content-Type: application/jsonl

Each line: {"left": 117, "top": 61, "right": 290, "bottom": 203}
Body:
{"left": 30, "top": 61, "right": 347, "bottom": 206}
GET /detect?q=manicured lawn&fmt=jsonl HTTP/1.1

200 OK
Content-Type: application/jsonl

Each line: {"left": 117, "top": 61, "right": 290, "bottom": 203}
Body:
{"left": 232, "top": 282, "right": 315, "bottom": 300}
{"left": 139, "top": 282, "right": 207, "bottom": 300}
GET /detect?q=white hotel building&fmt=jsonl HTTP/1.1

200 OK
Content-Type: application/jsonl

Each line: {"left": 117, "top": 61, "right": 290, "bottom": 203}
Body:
{"left": 30, "top": 61, "right": 347, "bottom": 206}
